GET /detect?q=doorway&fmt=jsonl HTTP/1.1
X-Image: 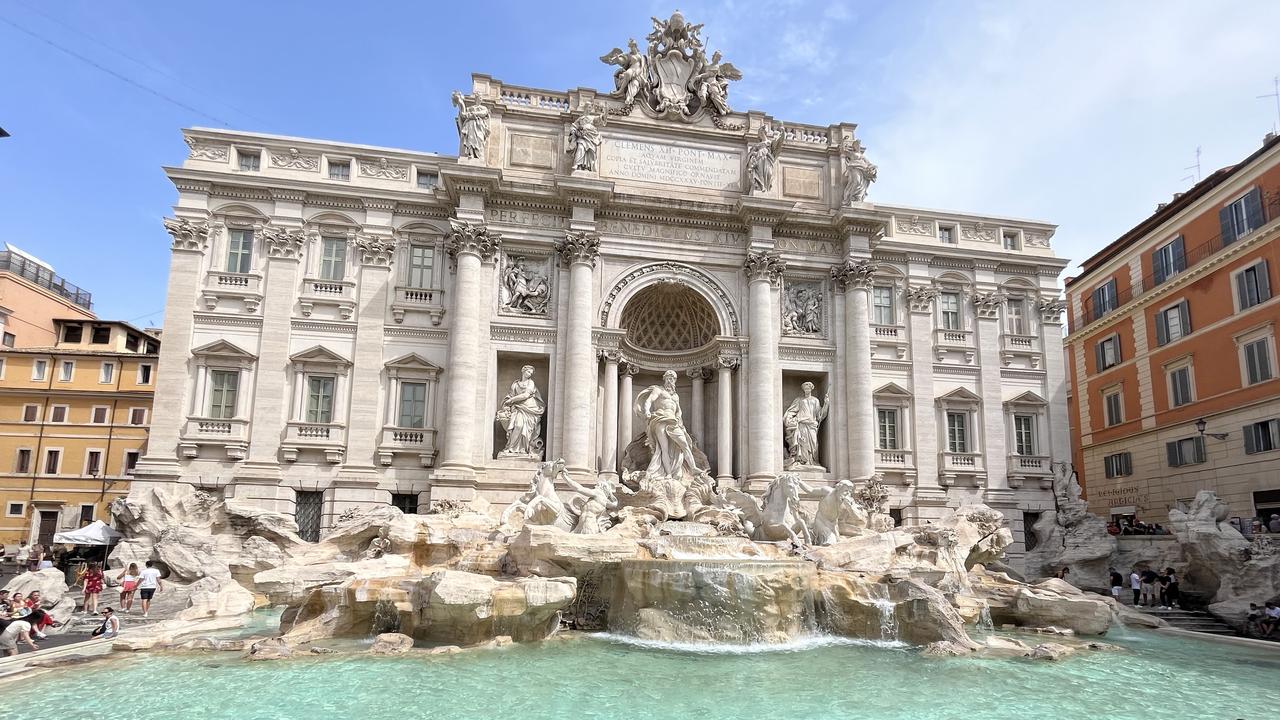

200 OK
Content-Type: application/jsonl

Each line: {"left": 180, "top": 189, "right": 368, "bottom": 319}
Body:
{"left": 295, "top": 491, "right": 324, "bottom": 542}
{"left": 37, "top": 510, "right": 58, "bottom": 546}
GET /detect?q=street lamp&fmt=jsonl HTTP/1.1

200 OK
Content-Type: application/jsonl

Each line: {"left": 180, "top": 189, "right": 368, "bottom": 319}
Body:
{"left": 1195, "top": 418, "right": 1229, "bottom": 441}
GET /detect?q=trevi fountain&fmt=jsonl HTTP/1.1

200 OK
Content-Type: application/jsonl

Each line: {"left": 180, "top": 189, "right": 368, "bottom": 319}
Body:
{"left": 4, "top": 12, "right": 1280, "bottom": 720}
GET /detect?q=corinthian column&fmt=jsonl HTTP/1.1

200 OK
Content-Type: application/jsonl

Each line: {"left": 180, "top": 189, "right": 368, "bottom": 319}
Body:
{"left": 833, "top": 259, "right": 877, "bottom": 479}
{"left": 619, "top": 361, "right": 636, "bottom": 461}
{"left": 716, "top": 355, "right": 738, "bottom": 485}
{"left": 558, "top": 231, "right": 601, "bottom": 475}
{"left": 688, "top": 367, "right": 707, "bottom": 447}
{"left": 601, "top": 350, "right": 620, "bottom": 480}
{"left": 744, "top": 250, "right": 786, "bottom": 483}
{"left": 439, "top": 220, "right": 501, "bottom": 475}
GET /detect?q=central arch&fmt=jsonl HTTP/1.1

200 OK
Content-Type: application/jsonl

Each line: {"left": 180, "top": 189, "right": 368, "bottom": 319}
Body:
{"left": 599, "top": 261, "right": 739, "bottom": 336}
{"left": 620, "top": 283, "right": 720, "bottom": 353}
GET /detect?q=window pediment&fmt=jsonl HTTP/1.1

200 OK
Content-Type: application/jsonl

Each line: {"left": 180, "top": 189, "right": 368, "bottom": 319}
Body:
{"left": 386, "top": 352, "right": 441, "bottom": 380}
{"left": 1003, "top": 390, "right": 1047, "bottom": 409}
{"left": 192, "top": 339, "right": 256, "bottom": 361}
{"left": 290, "top": 345, "right": 351, "bottom": 375}
{"left": 874, "top": 382, "right": 912, "bottom": 398}
{"left": 936, "top": 386, "right": 981, "bottom": 407}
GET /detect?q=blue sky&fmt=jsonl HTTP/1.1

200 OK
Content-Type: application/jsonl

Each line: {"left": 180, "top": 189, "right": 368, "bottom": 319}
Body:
{"left": 2, "top": 1, "right": 1278, "bottom": 325}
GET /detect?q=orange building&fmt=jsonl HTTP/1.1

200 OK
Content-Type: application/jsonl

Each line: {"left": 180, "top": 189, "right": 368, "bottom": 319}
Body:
{"left": 0, "top": 244, "right": 95, "bottom": 348}
{"left": 1065, "top": 134, "right": 1280, "bottom": 527}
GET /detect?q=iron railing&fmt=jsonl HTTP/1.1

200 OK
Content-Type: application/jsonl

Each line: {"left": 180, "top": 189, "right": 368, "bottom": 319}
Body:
{"left": 0, "top": 251, "right": 92, "bottom": 310}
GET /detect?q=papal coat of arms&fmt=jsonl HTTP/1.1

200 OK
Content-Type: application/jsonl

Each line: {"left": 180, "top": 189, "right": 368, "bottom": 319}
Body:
{"left": 599, "top": 11, "right": 742, "bottom": 122}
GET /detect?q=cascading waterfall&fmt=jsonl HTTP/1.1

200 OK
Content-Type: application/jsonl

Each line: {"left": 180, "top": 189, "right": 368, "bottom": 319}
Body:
{"left": 369, "top": 598, "right": 402, "bottom": 636}
{"left": 872, "top": 599, "right": 898, "bottom": 642}
{"left": 977, "top": 605, "right": 994, "bottom": 633}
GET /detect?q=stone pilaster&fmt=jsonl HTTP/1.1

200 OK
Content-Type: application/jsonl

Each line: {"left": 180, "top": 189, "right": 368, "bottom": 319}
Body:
{"left": 1039, "top": 298, "right": 1070, "bottom": 470}
{"left": 688, "top": 367, "right": 707, "bottom": 448}
{"left": 974, "top": 290, "right": 1009, "bottom": 491}
{"left": 438, "top": 220, "right": 501, "bottom": 477}
{"left": 600, "top": 349, "right": 620, "bottom": 480}
{"left": 904, "top": 282, "right": 945, "bottom": 515}
{"left": 716, "top": 355, "right": 738, "bottom": 485}
{"left": 744, "top": 250, "right": 785, "bottom": 483}
{"left": 832, "top": 259, "right": 877, "bottom": 480}
{"left": 619, "top": 361, "right": 636, "bottom": 463}
{"left": 343, "top": 236, "right": 396, "bottom": 472}
{"left": 558, "top": 230, "right": 600, "bottom": 475}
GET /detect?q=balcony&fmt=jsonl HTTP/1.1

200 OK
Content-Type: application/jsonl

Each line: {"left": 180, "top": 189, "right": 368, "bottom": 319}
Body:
{"left": 282, "top": 421, "right": 346, "bottom": 463}
{"left": 1000, "top": 333, "right": 1042, "bottom": 368}
{"left": 299, "top": 277, "right": 356, "bottom": 320}
{"left": 0, "top": 250, "right": 92, "bottom": 310}
{"left": 933, "top": 328, "right": 975, "bottom": 363}
{"left": 390, "top": 285, "right": 446, "bottom": 326}
{"left": 939, "top": 451, "right": 986, "bottom": 486}
{"left": 179, "top": 417, "right": 249, "bottom": 460}
{"left": 870, "top": 324, "right": 908, "bottom": 359}
{"left": 1007, "top": 454, "right": 1052, "bottom": 489}
{"left": 377, "top": 426, "right": 439, "bottom": 467}
{"left": 874, "top": 448, "right": 915, "bottom": 485}
{"left": 202, "top": 272, "right": 263, "bottom": 313}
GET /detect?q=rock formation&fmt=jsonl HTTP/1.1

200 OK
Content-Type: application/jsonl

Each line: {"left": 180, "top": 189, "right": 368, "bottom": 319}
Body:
{"left": 1023, "top": 462, "right": 1116, "bottom": 589}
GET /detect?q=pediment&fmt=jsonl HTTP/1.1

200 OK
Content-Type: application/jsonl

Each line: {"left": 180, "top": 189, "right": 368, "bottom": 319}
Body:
{"left": 936, "top": 387, "right": 982, "bottom": 404}
{"left": 191, "top": 339, "right": 256, "bottom": 359}
{"left": 289, "top": 345, "right": 351, "bottom": 366}
{"left": 386, "top": 352, "right": 441, "bottom": 371}
{"left": 873, "top": 382, "right": 912, "bottom": 397}
{"left": 1004, "top": 390, "right": 1048, "bottom": 407}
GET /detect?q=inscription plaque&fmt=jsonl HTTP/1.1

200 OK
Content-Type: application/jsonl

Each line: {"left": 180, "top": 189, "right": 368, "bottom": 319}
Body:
{"left": 601, "top": 138, "right": 741, "bottom": 191}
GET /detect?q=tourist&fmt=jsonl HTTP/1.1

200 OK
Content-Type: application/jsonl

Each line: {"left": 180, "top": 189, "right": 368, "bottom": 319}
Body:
{"left": 1129, "top": 569, "right": 1142, "bottom": 605}
{"left": 1161, "top": 568, "right": 1180, "bottom": 609}
{"left": 1139, "top": 569, "right": 1159, "bottom": 606}
{"left": 14, "top": 541, "right": 29, "bottom": 570}
{"left": 1153, "top": 523, "right": 1168, "bottom": 535}
{"left": 27, "top": 542, "right": 43, "bottom": 571}
{"left": 1109, "top": 568, "right": 1123, "bottom": 599}
{"left": 0, "top": 616, "right": 37, "bottom": 656}
{"left": 1106, "top": 522, "right": 1121, "bottom": 536}
{"left": 1269, "top": 514, "right": 1280, "bottom": 534}
{"left": 1246, "top": 604, "right": 1265, "bottom": 636}
{"left": 8, "top": 592, "right": 26, "bottom": 617}
{"left": 137, "top": 560, "right": 163, "bottom": 618}
{"left": 90, "top": 607, "right": 119, "bottom": 639}
{"left": 81, "top": 561, "right": 105, "bottom": 614}
{"left": 24, "top": 590, "right": 42, "bottom": 610}
{"left": 116, "top": 562, "right": 141, "bottom": 612}
{"left": 1261, "top": 602, "right": 1280, "bottom": 637}
{"left": 1054, "top": 567, "right": 1070, "bottom": 580}
{"left": 26, "top": 608, "right": 58, "bottom": 640}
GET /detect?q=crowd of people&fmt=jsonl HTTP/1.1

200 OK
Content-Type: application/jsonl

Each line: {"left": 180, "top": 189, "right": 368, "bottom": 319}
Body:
{"left": 1106, "top": 520, "right": 1171, "bottom": 536}
{"left": 1245, "top": 602, "right": 1280, "bottom": 638}
{"left": 1109, "top": 566, "right": 1181, "bottom": 609}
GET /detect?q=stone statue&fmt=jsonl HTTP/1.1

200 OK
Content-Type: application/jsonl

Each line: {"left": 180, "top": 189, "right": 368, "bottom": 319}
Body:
{"left": 599, "top": 39, "right": 650, "bottom": 106}
{"left": 499, "top": 256, "right": 550, "bottom": 315}
{"left": 364, "top": 527, "right": 391, "bottom": 560}
{"left": 452, "top": 91, "right": 490, "bottom": 160}
{"left": 806, "top": 480, "right": 864, "bottom": 545}
{"left": 782, "top": 283, "right": 822, "bottom": 336}
{"left": 853, "top": 474, "right": 895, "bottom": 533}
{"left": 689, "top": 49, "right": 741, "bottom": 116}
{"left": 634, "top": 370, "right": 702, "bottom": 482}
{"left": 841, "top": 138, "right": 878, "bottom": 204}
{"left": 725, "top": 473, "right": 813, "bottom": 544}
{"left": 746, "top": 123, "right": 785, "bottom": 193}
{"left": 783, "top": 382, "right": 830, "bottom": 470}
{"left": 501, "top": 458, "right": 574, "bottom": 530}
{"left": 567, "top": 103, "right": 608, "bottom": 172}
{"left": 496, "top": 366, "right": 546, "bottom": 458}
{"left": 563, "top": 475, "right": 631, "bottom": 534}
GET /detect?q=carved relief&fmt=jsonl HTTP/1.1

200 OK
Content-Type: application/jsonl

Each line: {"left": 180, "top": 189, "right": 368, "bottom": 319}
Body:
{"left": 743, "top": 250, "right": 786, "bottom": 285}
{"left": 781, "top": 281, "right": 824, "bottom": 337}
{"left": 961, "top": 223, "right": 997, "bottom": 243}
{"left": 498, "top": 253, "right": 551, "bottom": 316}
{"left": 262, "top": 227, "right": 305, "bottom": 259}
{"left": 359, "top": 157, "right": 408, "bottom": 180}
{"left": 184, "top": 137, "right": 228, "bottom": 162}
{"left": 894, "top": 215, "right": 934, "bottom": 237}
{"left": 445, "top": 219, "right": 502, "bottom": 262}
{"left": 270, "top": 148, "right": 320, "bottom": 171}
{"left": 557, "top": 231, "right": 601, "bottom": 267}
{"left": 163, "top": 217, "right": 210, "bottom": 252}
{"left": 1024, "top": 231, "right": 1051, "bottom": 248}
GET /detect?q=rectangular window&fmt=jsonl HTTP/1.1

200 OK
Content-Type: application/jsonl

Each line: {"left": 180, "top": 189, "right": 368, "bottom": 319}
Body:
{"left": 1166, "top": 436, "right": 1206, "bottom": 467}
{"left": 59, "top": 360, "right": 74, "bottom": 382}
{"left": 1002, "top": 231, "right": 1020, "bottom": 250}
{"left": 123, "top": 451, "right": 139, "bottom": 475}
{"left": 1006, "top": 298, "right": 1026, "bottom": 335}
{"left": 1090, "top": 279, "right": 1118, "bottom": 321}
{"left": 90, "top": 326, "right": 111, "bottom": 344}
{"left": 32, "top": 359, "right": 48, "bottom": 381}
{"left": 86, "top": 450, "right": 102, "bottom": 476}
{"left": 938, "top": 225, "right": 955, "bottom": 244}
{"left": 328, "top": 160, "right": 350, "bottom": 181}
{"left": 1096, "top": 335, "right": 1121, "bottom": 371}
{"left": 50, "top": 405, "right": 68, "bottom": 423}
{"left": 416, "top": 170, "right": 438, "bottom": 189}
{"left": 100, "top": 362, "right": 115, "bottom": 384}
{"left": 940, "top": 292, "right": 961, "bottom": 330}
{"left": 391, "top": 492, "right": 419, "bottom": 514}
{"left": 62, "top": 324, "right": 83, "bottom": 343}
{"left": 1168, "top": 365, "right": 1193, "bottom": 407}
{"left": 408, "top": 246, "right": 434, "bottom": 289}
{"left": 22, "top": 404, "right": 38, "bottom": 422}
{"left": 1244, "top": 337, "right": 1274, "bottom": 385}
{"left": 1244, "top": 419, "right": 1280, "bottom": 455}
{"left": 128, "top": 408, "right": 147, "bottom": 426}
{"left": 208, "top": 370, "right": 240, "bottom": 419}
{"left": 1155, "top": 300, "right": 1191, "bottom": 346}
{"left": 138, "top": 364, "right": 153, "bottom": 385}
{"left": 5, "top": 502, "right": 22, "bottom": 517}
{"left": 125, "top": 334, "right": 140, "bottom": 352}
{"left": 1103, "top": 452, "right": 1132, "bottom": 478}
{"left": 872, "top": 286, "right": 895, "bottom": 325}
{"left": 79, "top": 504, "right": 95, "bottom": 524}
{"left": 238, "top": 150, "right": 260, "bottom": 171}
{"left": 1103, "top": 390, "right": 1123, "bottom": 427}
{"left": 946, "top": 411, "right": 969, "bottom": 453}
{"left": 306, "top": 376, "right": 336, "bottom": 423}
{"left": 91, "top": 406, "right": 109, "bottom": 424}
{"left": 398, "top": 382, "right": 427, "bottom": 428}
{"left": 1152, "top": 236, "right": 1186, "bottom": 285}
{"left": 3, "top": 332, "right": 14, "bottom": 347}
{"left": 15, "top": 448, "right": 31, "bottom": 474}
{"left": 1221, "top": 187, "right": 1264, "bottom": 245}
{"left": 1235, "top": 261, "right": 1271, "bottom": 311}
{"left": 226, "top": 229, "right": 253, "bottom": 274}
{"left": 877, "top": 408, "right": 899, "bottom": 450}
{"left": 44, "top": 449, "right": 60, "bottom": 474}
{"left": 320, "top": 238, "right": 346, "bottom": 281}
{"left": 1013, "top": 414, "right": 1036, "bottom": 455}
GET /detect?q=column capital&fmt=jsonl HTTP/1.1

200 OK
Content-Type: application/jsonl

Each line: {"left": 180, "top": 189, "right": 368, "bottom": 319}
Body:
{"left": 355, "top": 235, "right": 396, "bottom": 267}
{"left": 600, "top": 348, "right": 622, "bottom": 363}
{"left": 717, "top": 354, "right": 741, "bottom": 370}
{"left": 445, "top": 219, "right": 502, "bottom": 263}
{"left": 262, "top": 226, "right": 305, "bottom": 260}
{"left": 557, "top": 230, "right": 601, "bottom": 267}
{"left": 1036, "top": 297, "right": 1067, "bottom": 325}
{"left": 620, "top": 358, "right": 640, "bottom": 375}
{"left": 972, "top": 291, "right": 1007, "bottom": 320}
{"left": 905, "top": 284, "right": 938, "bottom": 313}
{"left": 686, "top": 367, "right": 708, "bottom": 381}
{"left": 830, "top": 258, "right": 877, "bottom": 290}
{"left": 164, "top": 217, "right": 210, "bottom": 253}
{"left": 743, "top": 250, "right": 786, "bottom": 285}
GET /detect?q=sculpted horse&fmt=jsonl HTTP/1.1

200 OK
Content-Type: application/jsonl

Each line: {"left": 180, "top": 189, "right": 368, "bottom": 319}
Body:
{"left": 501, "top": 458, "right": 576, "bottom": 531}
{"left": 807, "top": 479, "right": 864, "bottom": 545}
{"left": 725, "top": 473, "right": 813, "bottom": 544}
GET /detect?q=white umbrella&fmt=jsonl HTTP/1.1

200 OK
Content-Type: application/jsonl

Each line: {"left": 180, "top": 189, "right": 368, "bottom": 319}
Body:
{"left": 52, "top": 520, "right": 124, "bottom": 546}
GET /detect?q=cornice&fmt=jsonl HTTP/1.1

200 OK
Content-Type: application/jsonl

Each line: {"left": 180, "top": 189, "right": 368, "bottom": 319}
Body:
{"left": 383, "top": 326, "right": 449, "bottom": 342}
{"left": 192, "top": 312, "right": 262, "bottom": 329}
{"left": 291, "top": 319, "right": 357, "bottom": 335}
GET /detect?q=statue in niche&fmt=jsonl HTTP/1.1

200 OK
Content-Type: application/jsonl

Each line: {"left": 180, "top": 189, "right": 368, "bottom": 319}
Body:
{"left": 499, "top": 255, "right": 550, "bottom": 315}
{"left": 783, "top": 382, "right": 831, "bottom": 470}
{"left": 841, "top": 138, "right": 878, "bottom": 205}
{"left": 496, "top": 365, "right": 546, "bottom": 458}
{"left": 451, "top": 91, "right": 490, "bottom": 160}
{"left": 635, "top": 370, "right": 704, "bottom": 483}
{"left": 566, "top": 103, "right": 608, "bottom": 172}
{"left": 782, "top": 283, "right": 823, "bottom": 336}
{"left": 746, "top": 123, "right": 785, "bottom": 193}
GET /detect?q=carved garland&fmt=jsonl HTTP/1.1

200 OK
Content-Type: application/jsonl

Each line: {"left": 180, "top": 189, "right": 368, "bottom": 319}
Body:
{"left": 599, "top": 262, "right": 740, "bottom": 333}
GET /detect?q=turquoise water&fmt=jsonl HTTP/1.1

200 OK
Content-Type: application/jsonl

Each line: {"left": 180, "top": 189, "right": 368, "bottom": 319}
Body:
{"left": 5, "top": 630, "right": 1279, "bottom": 720}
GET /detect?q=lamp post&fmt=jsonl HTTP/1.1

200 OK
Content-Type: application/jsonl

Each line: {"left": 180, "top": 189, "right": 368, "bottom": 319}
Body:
{"left": 1195, "top": 418, "right": 1229, "bottom": 441}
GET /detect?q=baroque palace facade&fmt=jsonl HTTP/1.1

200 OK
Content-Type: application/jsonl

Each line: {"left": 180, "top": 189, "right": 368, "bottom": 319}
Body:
{"left": 138, "top": 14, "right": 1070, "bottom": 560}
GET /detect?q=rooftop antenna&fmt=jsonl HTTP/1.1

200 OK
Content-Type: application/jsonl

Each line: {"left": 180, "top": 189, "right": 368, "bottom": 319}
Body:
{"left": 1181, "top": 146, "right": 1201, "bottom": 185}
{"left": 1258, "top": 74, "right": 1280, "bottom": 133}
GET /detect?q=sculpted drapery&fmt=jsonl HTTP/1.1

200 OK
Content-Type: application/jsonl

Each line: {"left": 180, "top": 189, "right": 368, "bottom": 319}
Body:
{"left": 497, "top": 365, "right": 545, "bottom": 457}
{"left": 635, "top": 370, "right": 702, "bottom": 482}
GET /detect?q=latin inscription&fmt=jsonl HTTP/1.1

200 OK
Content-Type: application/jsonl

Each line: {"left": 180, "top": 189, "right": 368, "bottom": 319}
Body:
{"left": 598, "top": 218, "right": 745, "bottom": 247}
{"left": 484, "top": 208, "right": 568, "bottom": 230}
{"left": 601, "top": 138, "right": 741, "bottom": 190}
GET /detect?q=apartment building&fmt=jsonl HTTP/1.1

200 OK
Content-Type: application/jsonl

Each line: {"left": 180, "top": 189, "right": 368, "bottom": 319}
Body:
{"left": 0, "top": 244, "right": 95, "bottom": 348}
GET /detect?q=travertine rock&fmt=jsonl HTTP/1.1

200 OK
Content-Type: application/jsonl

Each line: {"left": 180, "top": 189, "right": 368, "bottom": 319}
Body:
{"left": 509, "top": 524, "right": 645, "bottom": 576}
{"left": 178, "top": 578, "right": 257, "bottom": 621}
{"left": 1030, "top": 642, "right": 1071, "bottom": 661}
{"left": 3, "top": 568, "right": 70, "bottom": 606}
{"left": 814, "top": 571, "right": 977, "bottom": 648}
{"left": 969, "top": 566, "right": 1112, "bottom": 636}
{"left": 368, "top": 632, "right": 415, "bottom": 655}
{"left": 247, "top": 636, "right": 293, "bottom": 661}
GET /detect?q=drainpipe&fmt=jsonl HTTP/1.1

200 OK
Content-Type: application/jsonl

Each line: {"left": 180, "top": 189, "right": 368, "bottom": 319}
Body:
{"left": 97, "top": 356, "right": 124, "bottom": 507}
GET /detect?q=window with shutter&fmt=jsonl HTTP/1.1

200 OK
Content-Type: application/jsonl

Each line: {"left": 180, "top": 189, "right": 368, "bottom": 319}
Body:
{"left": 1235, "top": 261, "right": 1271, "bottom": 311}
{"left": 1152, "top": 237, "right": 1185, "bottom": 285}
{"left": 1243, "top": 338, "right": 1273, "bottom": 385}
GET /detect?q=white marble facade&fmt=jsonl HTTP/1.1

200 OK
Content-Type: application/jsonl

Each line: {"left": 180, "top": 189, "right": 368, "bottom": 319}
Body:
{"left": 139, "top": 21, "right": 1070, "bottom": 562}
